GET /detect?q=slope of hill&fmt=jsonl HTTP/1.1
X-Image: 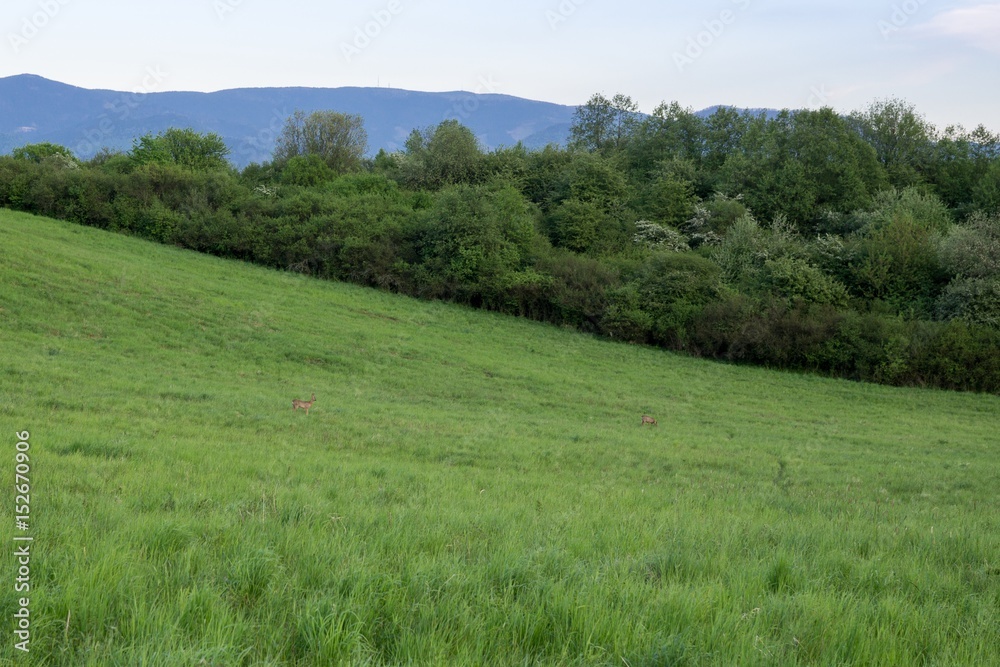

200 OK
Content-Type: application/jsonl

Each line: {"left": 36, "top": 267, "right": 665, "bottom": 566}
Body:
{"left": 0, "top": 74, "right": 578, "bottom": 166}
{"left": 1, "top": 209, "right": 998, "bottom": 664}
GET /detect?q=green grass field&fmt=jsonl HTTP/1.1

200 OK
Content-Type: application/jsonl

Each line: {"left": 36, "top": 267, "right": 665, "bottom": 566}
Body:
{"left": 1, "top": 209, "right": 999, "bottom": 666}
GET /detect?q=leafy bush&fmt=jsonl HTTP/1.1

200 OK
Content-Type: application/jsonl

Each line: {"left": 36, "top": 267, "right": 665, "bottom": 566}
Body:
{"left": 280, "top": 154, "right": 335, "bottom": 187}
{"left": 629, "top": 252, "right": 726, "bottom": 347}
{"left": 761, "top": 256, "right": 850, "bottom": 307}
{"left": 601, "top": 283, "right": 654, "bottom": 343}
{"left": 632, "top": 220, "right": 690, "bottom": 252}
{"left": 130, "top": 128, "right": 231, "bottom": 172}
{"left": 411, "top": 184, "right": 539, "bottom": 307}
{"left": 681, "top": 192, "right": 746, "bottom": 245}
{"left": 854, "top": 223, "right": 945, "bottom": 314}
{"left": 712, "top": 213, "right": 805, "bottom": 293}
{"left": 935, "top": 278, "right": 1000, "bottom": 327}
{"left": 865, "top": 187, "right": 952, "bottom": 234}
{"left": 939, "top": 212, "right": 1000, "bottom": 280}
{"left": 533, "top": 249, "right": 619, "bottom": 330}
{"left": 547, "top": 198, "right": 604, "bottom": 252}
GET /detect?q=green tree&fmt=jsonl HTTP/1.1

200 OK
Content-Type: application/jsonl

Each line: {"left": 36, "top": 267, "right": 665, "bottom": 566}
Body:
{"left": 927, "top": 124, "right": 1000, "bottom": 214}
{"left": 399, "top": 120, "right": 484, "bottom": 189}
{"left": 628, "top": 102, "right": 705, "bottom": 176}
{"left": 634, "top": 252, "right": 727, "bottom": 346}
{"left": 130, "top": 128, "right": 231, "bottom": 171}
{"left": 633, "top": 163, "right": 697, "bottom": 227}
{"left": 702, "top": 107, "right": 754, "bottom": 181}
{"left": 569, "top": 93, "right": 640, "bottom": 154}
{"left": 712, "top": 213, "right": 807, "bottom": 294}
{"left": 849, "top": 98, "right": 935, "bottom": 188}
{"left": 680, "top": 192, "right": 748, "bottom": 248}
{"left": 412, "top": 184, "right": 539, "bottom": 306}
{"left": 972, "top": 159, "right": 1000, "bottom": 214}
{"left": 11, "top": 142, "right": 78, "bottom": 164}
{"left": 866, "top": 187, "right": 952, "bottom": 234}
{"left": 849, "top": 211, "right": 944, "bottom": 311}
{"left": 274, "top": 110, "right": 368, "bottom": 175}
{"left": 720, "top": 108, "right": 886, "bottom": 227}
{"left": 760, "top": 256, "right": 850, "bottom": 307}
{"left": 542, "top": 151, "right": 631, "bottom": 253}
{"left": 548, "top": 198, "right": 604, "bottom": 252}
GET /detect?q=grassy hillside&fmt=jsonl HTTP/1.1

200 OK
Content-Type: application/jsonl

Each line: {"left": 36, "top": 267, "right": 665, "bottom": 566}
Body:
{"left": 1, "top": 209, "right": 999, "bottom": 666}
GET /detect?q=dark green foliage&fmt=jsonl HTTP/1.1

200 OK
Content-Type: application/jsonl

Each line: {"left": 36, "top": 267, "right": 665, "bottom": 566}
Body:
{"left": 908, "top": 320, "right": 1000, "bottom": 391}
{"left": 627, "top": 102, "right": 704, "bottom": 179}
{"left": 971, "top": 159, "right": 1000, "bottom": 214}
{"left": 632, "top": 165, "right": 697, "bottom": 228}
{"left": 602, "top": 283, "right": 655, "bottom": 343}
{"left": 712, "top": 213, "right": 805, "bottom": 294}
{"left": 522, "top": 145, "right": 573, "bottom": 207}
{"left": 936, "top": 278, "right": 1000, "bottom": 327}
{"left": 532, "top": 249, "right": 618, "bottom": 330}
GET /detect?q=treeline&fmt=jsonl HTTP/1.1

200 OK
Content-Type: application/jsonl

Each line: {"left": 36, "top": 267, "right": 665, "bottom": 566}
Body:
{"left": 3, "top": 96, "right": 1000, "bottom": 392}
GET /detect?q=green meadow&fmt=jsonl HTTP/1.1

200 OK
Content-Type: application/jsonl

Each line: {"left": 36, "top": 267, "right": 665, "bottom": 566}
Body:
{"left": 1, "top": 208, "right": 999, "bottom": 666}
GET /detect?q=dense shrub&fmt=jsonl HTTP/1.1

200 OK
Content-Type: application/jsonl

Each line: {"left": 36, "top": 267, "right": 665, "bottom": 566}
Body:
{"left": 533, "top": 249, "right": 619, "bottom": 330}
{"left": 761, "top": 256, "right": 850, "bottom": 308}
{"left": 629, "top": 252, "right": 727, "bottom": 348}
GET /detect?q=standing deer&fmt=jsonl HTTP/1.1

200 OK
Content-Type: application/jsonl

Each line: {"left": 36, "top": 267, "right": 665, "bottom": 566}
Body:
{"left": 292, "top": 393, "right": 316, "bottom": 415}
{"left": 641, "top": 415, "right": 657, "bottom": 426}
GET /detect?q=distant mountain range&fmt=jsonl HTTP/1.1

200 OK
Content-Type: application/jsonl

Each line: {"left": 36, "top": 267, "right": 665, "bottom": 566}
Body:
{"left": 0, "top": 74, "right": 776, "bottom": 167}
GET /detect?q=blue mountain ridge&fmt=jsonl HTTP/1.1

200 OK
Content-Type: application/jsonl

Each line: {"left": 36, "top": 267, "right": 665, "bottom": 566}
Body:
{"left": 0, "top": 74, "right": 775, "bottom": 167}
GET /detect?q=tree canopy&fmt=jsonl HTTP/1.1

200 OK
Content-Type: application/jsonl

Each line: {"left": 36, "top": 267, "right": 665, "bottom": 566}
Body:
{"left": 274, "top": 110, "right": 368, "bottom": 175}
{"left": 130, "top": 128, "right": 230, "bottom": 171}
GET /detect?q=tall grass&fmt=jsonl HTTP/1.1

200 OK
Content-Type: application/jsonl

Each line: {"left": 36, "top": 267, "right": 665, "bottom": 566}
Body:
{"left": 1, "top": 209, "right": 998, "bottom": 665}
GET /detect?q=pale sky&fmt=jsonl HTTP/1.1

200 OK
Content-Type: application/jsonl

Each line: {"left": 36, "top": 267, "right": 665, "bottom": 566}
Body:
{"left": 3, "top": 0, "right": 999, "bottom": 132}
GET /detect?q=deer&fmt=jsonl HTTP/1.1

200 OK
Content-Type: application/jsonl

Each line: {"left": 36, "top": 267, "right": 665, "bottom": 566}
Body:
{"left": 641, "top": 415, "right": 657, "bottom": 426}
{"left": 292, "top": 393, "right": 316, "bottom": 415}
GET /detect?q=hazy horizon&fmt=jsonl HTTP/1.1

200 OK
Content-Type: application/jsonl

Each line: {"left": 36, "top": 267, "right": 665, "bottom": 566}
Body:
{"left": 4, "top": 1, "right": 999, "bottom": 132}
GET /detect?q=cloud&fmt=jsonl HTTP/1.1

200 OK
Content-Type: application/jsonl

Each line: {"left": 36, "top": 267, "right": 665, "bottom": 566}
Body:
{"left": 921, "top": 3, "right": 1000, "bottom": 54}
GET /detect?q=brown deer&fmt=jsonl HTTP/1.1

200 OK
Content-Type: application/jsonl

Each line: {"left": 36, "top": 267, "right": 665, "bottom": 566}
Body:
{"left": 641, "top": 415, "right": 657, "bottom": 426}
{"left": 292, "top": 393, "right": 316, "bottom": 415}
